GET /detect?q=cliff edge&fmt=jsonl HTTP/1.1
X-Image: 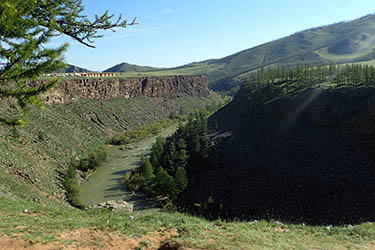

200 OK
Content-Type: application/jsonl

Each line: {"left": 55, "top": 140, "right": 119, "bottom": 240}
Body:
{"left": 40, "top": 75, "right": 209, "bottom": 104}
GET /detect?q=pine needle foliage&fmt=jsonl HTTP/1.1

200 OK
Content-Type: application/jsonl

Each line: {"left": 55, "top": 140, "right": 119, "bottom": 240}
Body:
{"left": 0, "top": 0, "right": 132, "bottom": 125}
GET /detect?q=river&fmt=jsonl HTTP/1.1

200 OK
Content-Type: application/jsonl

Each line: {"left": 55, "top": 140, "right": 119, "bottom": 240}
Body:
{"left": 80, "top": 124, "right": 179, "bottom": 210}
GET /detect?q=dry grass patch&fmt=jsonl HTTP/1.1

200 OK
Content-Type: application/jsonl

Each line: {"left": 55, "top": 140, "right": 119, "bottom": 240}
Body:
{"left": 0, "top": 227, "right": 182, "bottom": 250}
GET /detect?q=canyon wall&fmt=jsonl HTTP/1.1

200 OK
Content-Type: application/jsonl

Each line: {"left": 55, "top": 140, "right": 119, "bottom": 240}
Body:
{"left": 180, "top": 86, "right": 375, "bottom": 224}
{"left": 41, "top": 75, "right": 209, "bottom": 104}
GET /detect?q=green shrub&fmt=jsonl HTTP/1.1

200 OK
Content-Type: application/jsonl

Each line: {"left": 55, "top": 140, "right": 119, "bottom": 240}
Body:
{"left": 125, "top": 172, "right": 145, "bottom": 192}
{"left": 154, "top": 167, "right": 178, "bottom": 200}
{"left": 64, "top": 164, "right": 84, "bottom": 208}
{"left": 76, "top": 147, "right": 107, "bottom": 172}
{"left": 110, "top": 120, "right": 175, "bottom": 146}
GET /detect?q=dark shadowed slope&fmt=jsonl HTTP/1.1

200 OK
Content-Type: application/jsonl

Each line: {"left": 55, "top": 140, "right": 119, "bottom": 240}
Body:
{"left": 179, "top": 85, "right": 375, "bottom": 225}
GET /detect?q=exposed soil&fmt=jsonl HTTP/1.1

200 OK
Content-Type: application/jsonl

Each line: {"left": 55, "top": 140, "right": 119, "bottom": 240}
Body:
{"left": 0, "top": 228, "right": 180, "bottom": 250}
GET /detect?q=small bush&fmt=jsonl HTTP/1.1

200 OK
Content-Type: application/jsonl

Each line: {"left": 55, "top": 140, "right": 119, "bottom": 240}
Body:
{"left": 64, "top": 164, "right": 84, "bottom": 208}
{"left": 125, "top": 172, "right": 145, "bottom": 192}
{"left": 76, "top": 147, "right": 107, "bottom": 172}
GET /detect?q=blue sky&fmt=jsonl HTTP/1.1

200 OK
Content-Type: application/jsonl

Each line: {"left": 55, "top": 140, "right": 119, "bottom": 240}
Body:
{"left": 57, "top": 0, "right": 375, "bottom": 71}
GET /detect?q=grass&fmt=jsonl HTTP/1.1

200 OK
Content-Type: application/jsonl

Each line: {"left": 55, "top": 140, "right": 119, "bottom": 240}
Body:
{"left": 315, "top": 46, "right": 375, "bottom": 62}
{"left": 0, "top": 197, "right": 375, "bottom": 249}
{"left": 109, "top": 119, "right": 176, "bottom": 145}
{"left": 40, "top": 63, "right": 224, "bottom": 81}
{"left": 348, "top": 59, "right": 375, "bottom": 67}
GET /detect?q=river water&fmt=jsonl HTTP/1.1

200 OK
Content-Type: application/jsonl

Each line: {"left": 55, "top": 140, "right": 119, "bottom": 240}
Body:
{"left": 80, "top": 124, "right": 179, "bottom": 210}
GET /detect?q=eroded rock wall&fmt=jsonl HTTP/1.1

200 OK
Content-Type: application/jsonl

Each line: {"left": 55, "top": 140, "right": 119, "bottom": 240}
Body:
{"left": 40, "top": 75, "right": 209, "bottom": 104}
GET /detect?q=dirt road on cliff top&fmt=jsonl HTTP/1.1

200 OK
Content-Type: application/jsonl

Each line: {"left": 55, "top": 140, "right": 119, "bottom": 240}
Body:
{"left": 80, "top": 124, "right": 179, "bottom": 210}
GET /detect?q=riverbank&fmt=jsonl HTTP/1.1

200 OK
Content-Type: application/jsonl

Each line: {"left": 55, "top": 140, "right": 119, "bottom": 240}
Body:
{"left": 80, "top": 124, "right": 180, "bottom": 209}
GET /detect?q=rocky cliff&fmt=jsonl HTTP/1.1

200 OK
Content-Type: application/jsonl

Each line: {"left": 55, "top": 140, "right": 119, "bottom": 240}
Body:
{"left": 40, "top": 75, "right": 209, "bottom": 104}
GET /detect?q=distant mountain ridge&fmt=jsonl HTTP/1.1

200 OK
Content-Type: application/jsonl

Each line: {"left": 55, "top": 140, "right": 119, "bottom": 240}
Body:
{"left": 187, "top": 13, "right": 375, "bottom": 90}
{"left": 104, "top": 62, "right": 164, "bottom": 73}
{"left": 56, "top": 64, "right": 92, "bottom": 73}
{"left": 68, "top": 14, "right": 375, "bottom": 91}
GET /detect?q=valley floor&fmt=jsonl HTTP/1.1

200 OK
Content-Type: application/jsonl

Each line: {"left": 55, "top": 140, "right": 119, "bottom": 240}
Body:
{"left": 81, "top": 124, "right": 179, "bottom": 208}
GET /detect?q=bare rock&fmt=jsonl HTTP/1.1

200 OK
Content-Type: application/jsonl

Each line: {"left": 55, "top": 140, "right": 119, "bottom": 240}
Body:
{"left": 91, "top": 200, "right": 133, "bottom": 213}
{"left": 36, "top": 75, "right": 210, "bottom": 105}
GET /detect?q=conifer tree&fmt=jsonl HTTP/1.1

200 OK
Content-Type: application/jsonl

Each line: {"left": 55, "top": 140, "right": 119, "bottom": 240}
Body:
{"left": 150, "top": 137, "right": 165, "bottom": 167}
{"left": 174, "top": 166, "right": 188, "bottom": 191}
{"left": 167, "top": 138, "right": 177, "bottom": 171}
{"left": 0, "top": 0, "right": 133, "bottom": 125}
{"left": 154, "top": 166, "right": 178, "bottom": 200}
{"left": 139, "top": 156, "right": 147, "bottom": 174}
{"left": 142, "top": 157, "right": 155, "bottom": 184}
{"left": 176, "top": 138, "right": 188, "bottom": 168}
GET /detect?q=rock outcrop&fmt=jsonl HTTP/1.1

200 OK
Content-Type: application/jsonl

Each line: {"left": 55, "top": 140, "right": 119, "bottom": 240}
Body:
{"left": 89, "top": 200, "right": 133, "bottom": 213}
{"left": 39, "top": 75, "right": 209, "bottom": 105}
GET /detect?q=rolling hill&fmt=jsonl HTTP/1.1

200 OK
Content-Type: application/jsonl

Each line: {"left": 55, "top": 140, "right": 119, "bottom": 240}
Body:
{"left": 56, "top": 64, "right": 92, "bottom": 73}
{"left": 104, "top": 62, "right": 164, "bottom": 73}
{"left": 104, "top": 14, "right": 375, "bottom": 92}
{"left": 174, "top": 14, "right": 375, "bottom": 91}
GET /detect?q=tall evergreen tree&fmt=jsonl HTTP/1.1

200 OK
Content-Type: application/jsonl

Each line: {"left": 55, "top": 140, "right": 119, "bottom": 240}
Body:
{"left": 150, "top": 137, "right": 165, "bottom": 167}
{"left": 142, "top": 157, "right": 155, "bottom": 184}
{"left": 174, "top": 166, "right": 188, "bottom": 191}
{"left": 0, "top": 0, "right": 134, "bottom": 125}
{"left": 176, "top": 138, "right": 188, "bottom": 168}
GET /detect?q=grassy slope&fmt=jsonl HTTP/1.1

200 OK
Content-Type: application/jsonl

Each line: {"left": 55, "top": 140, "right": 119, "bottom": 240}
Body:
{"left": 103, "top": 62, "right": 165, "bottom": 73}
{"left": 1, "top": 197, "right": 375, "bottom": 249}
{"left": 55, "top": 64, "right": 92, "bottom": 73}
{"left": 0, "top": 95, "right": 221, "bottom": 202}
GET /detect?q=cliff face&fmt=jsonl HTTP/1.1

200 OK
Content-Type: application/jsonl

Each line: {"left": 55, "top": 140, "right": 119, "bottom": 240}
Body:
{"left": 41, "top": 75, "right": 209, "bottom": 104}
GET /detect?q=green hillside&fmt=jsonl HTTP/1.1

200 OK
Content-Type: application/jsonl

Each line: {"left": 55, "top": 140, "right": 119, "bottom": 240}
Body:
{"left": 178, "top": 14, "right": 375, "bottom": 90}
{"left": 104, "top": 62, "right": 165, "bottom": 73}
{"left": 55, "top": 64, "right": 92, "bottom": 73}
{"left": 0, "top": 95, "right": 221, "bottom": 201}
{"left": 104, "top": 14, "right": 375, "bottom": 92}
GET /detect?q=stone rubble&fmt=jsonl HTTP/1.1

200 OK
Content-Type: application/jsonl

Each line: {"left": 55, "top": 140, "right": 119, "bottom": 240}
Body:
{"left": 89, "top": 200, "right": 133, "bottom": 213}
